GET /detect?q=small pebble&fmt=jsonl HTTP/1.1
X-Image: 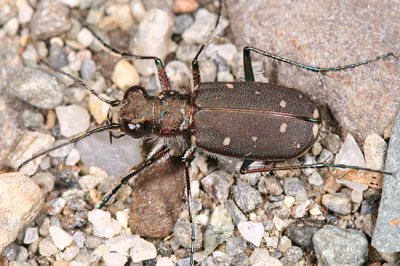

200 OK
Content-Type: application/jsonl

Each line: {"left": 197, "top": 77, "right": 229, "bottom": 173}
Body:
{"left": 322, "top": 193, "right": 352, "bottom": 215}
{"left": 16, "top": 246, "right": 29, "bottom": 262}
{"left": 44, "top": 197, "right": 67, "bottom": 215}
{"left": 22, "top": 110, "right": 44, "bottom": 129}
{"left": 173, "top": 14, "right": 194, "bottom": 34}
{"left": 237, "top": 221, "right": 264, "bottom": 247}
{"left": 363, "top": 133, "right": 387, "bottom": 170}
{"left": 63, "top": 246, "right": 79, "bottom": 261}
{"left": 309, "top": 171, "right": 323, "bottom": 186}
{"left": 8, "top": 131, "right": 55, "bottom": 175}
{"left": 335, "top": 134, "right": 366, "bottom": 167}
{"left": 80, "top": 59, "right": 96, "bottom": 80}
{"left": 49, "top": 226, "right": 73, "bottom": 250}
{"left": 103, "top": 252, "right": 128, "bottom": 266}
{"left": 226, "top": 200, "right": 248, "bottom": 226}
{"left": 283, "top": 178, "right": 307, "bottom": 197}
{"left": 204, "top": 206, "right": 234, "bottom": 254}
{"left": 156, "top": 257, "right": 175, "bottom": 266}
{"left": 258, "top": 176, "right": 283, "bottom": 195}
{"left": 23, "top": 227, "right": 39, "bottom": 245}
{"left": 232, "top": 180, "right": 263, "bottom": 213}
{"left": 302, "top": 155, "right": 317, "bottom": 175}
{"left": 39, "top": 238, "right": 59, "bottom": 257}
{"left": 49, "top": 140, "right": 74, "bottom": 157}
{"left": 65, "top": 148, "right": 80, "bottom": 166}
{"left": 321, "top": 134, "right": 341, "bottom": 154}
{"left": 173, "top": 0, "right": 199, "bottom": 14}
{"left": 17, "top": 0, "right": 34, "bottom": 24}
{"left": 88, "top": 209, "right": 121, "bottom": 238}
{"left": 30, "top": 0, "right": 71, "bottom": 39}
{"left": 281, "top": 246, "right": 303, "bottom": 264}
{"left": 249, "top": 248, "right": 282, "bottom": 266}
{"left": 285, "top": 219, "right": 324, "bottom": 249}
{"left": 130, "top": 236, "right": 157, "bottom": 263}
{"left": 201, "top": 170, "right": 233, "bottom": 203}
{"left": 88, "top": 94, "right": 110, "bottom": 124}
{"left": 4, "top": 17, "right": 19, "bottom": 36}
{"left": 105, "top": 235, "right": 136, "bottom": 255}
{"left": 226, "top": 237, "right": 247, "bottom": 256}
{"left": 72, "top": 232, "right": 86, "bottom": 248}
{"left": 283, "top": 196, "right": 295, "bottom": 208}
{"left": 111, "top": 60, "right": 140, "bottom": 90}
{"left": 278, "top": 236, "right": 292, "bottom": 253}
{"left": 55, "top": 104, "right": 90, "bottom": 137}
{"left": 112, "top": 4, "right": 134, "bottom": 31}
{"left": 130, "top": 0, "right": 147, "bottom": 21}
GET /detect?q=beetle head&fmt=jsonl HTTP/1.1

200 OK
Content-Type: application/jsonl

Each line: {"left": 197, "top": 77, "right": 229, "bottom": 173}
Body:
{"left": 118, "top": 86, "right": 154, "bottom": 138}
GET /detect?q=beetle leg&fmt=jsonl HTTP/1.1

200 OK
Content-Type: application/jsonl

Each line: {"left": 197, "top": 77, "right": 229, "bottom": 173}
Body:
{"left": 239, "top": 159, "right": 255, "bottom": 174}
{"left": 84, "top": 26, "right": 172, "bottom": 91}
{"left": 97, "top": 146, "right": 171, "bottom": 209}
{"left": 191, "top": 0, "right": 223, "bottom": 89}
{"left": 243, "top": 46, "right": 396, "bottom": 80}
{"left": 183, "top": 147, "right": 197, "bottom": 266}
{"left": 241, "top": 162, "right": 393, "bottom": 176}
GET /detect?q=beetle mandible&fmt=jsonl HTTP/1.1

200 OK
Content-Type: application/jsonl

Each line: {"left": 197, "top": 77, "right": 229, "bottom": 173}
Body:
{"left": 18, "top": 0, "right": 396, "bottom": 264}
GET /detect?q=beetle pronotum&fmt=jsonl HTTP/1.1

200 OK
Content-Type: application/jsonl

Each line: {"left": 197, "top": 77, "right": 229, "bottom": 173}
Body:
{"left": 18, "top": 0, "right": 395, "bottom": 264}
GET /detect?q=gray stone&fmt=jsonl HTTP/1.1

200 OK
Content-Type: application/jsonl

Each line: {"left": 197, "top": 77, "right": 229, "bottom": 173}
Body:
{"left": 80, "top": 59, "right": 96, "bottom": 80}
{"left": 372, "top": 111, "right": 400, "bottom": 252}
{"left": 313, "top": 225, "right": 368, "bottom": 266}
{"left": 363, "top": 133, "right": 387, "bottom": 170}
{"left": 173, "top": 221, "right": 202, "bottom": 250}
{"left": 258, "top": 176, "right": 283, "bottom": 195}
{"left": 56, "top": 104, "right": 91, "bottom": 137}
{"left": 283, "top": 178, "right": 306, "bottom": 197}
{"left": 226, "top": 200, "right": 247, "bottom": 226}
{"left": 232, "top": 180, "right": 263, "bottom": 213}
{"left": 285, "top": 219, "right": 324, "bottom": 249}
{"left": 226, "top": 0, "right": 399, "bottom": 141}
{"left": 23, "top": 227, "right": 39, "bottom": 244}
{"left": 173, "top": 14, "right": 194, "bottom": 34}
{"left": 0, "top": 172, "right": 44, "bottom": 254}
{"left": 281, "top": 246, "right": 303, "bottom": 265}
{"left": 226, "top": 237, "right": 247, "bottom": 256}
{"left": 22, "top": 110, "right": 44, "bottom": 130}
{"left": 0, "top": 36, "right": 22, "bottom": 91}
{"left": 76, "top": 131, "right": 143, "bottom": 177}
{"left": 9, "top": 67, "right": 65, "bottom": 109}
{"left": 30, "top": 0, "right": 71, "bottom": 40}
{"left": 322, "top": 193, "right": 352, "bottom": 215}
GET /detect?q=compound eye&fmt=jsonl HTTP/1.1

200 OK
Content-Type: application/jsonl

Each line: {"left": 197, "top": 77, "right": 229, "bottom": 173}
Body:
{"left": 123, "top": 86, "right": 147, "bottom": 99}
{"left": 120, "top": 119, "right": 151, "bottom": 138}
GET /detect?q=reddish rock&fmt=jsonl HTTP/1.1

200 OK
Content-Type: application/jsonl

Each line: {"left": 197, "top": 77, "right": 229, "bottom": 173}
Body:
{"left": 173, "top": 0, "right": 198, "bottom": 14}
{"left": 129, "top": 156, "right": 185, "bottom": 238}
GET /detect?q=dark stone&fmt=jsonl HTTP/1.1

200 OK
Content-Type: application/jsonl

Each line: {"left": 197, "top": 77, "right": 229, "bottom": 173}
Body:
{"left": 285, "top": 219, "right": 325, "bottom": 249}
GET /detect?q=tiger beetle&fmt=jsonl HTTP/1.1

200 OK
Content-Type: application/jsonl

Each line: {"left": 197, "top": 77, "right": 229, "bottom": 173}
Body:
{"left": 18, "top": 0, "right": 396, "bottom": 264}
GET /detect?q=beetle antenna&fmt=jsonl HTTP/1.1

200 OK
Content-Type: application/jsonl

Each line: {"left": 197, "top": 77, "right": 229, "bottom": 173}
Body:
{"left": 244, "top": 162, "right": 393, "bottom": 176}
{"left": 17, "top": 123, "right": 120, "bottom": 171}
{"left": 39, "top": 60, "right": 120, "bottom": 107}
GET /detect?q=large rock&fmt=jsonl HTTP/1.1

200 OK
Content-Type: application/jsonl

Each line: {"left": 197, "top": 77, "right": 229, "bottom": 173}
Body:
{"left": 0, "top": 172, "right": 44, "bottom": 254}
{"left": 226, "top": 0, "right": 399, "bottom": 141}
{"left": 129, "top": 156, "right": 185, "bottom": 238}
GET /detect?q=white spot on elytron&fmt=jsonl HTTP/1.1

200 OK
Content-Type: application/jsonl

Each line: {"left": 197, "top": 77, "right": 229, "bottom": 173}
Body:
{"left": 226, "top": 83, "right": 234, "bottom": 89}
{"left": 255, "top": 90, "right": 261, "bottom": 95}
{"left": 280, "top": 123, "right": 287, "bottom": 133}
{"left": 296, "top": 143, "right": 301, "bottom": 148}
{"left": 313, "top": 124, "right": 319, "bottom": 138}
{"left": 280, "top": 100, "right": 287, "bottom": 108}
{"left": 252, "top": 137, "right": 258, "bottom": 142}
{"left": 313, "top": 109, "right": 319, "bottom": 119}
{"left": 299, "top": 94, "right": 303, "bottom": 99}
{"left": 223, "top": 137, "right": 231, "bottom": 146}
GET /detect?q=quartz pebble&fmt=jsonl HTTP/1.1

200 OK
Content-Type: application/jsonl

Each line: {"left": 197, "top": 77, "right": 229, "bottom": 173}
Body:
{"left": 39, "top": 238, "right": 59, "bottom": 257}
{"left": 201, "top": 170, "right": 233, "bottom": 203}
{"left": 23, "top": 227, "right": 39, "bottom": 245}
{"left": 103, "top": 252, "right": 128, "bottom": 266}
{"left": 204, "top": 206, "right": 234, "bottom": 254}
{"left": 130, "top": 236, "right": 157, "bottom": 263}
{"left": 249, "top": 248, "right": 282, "bottom": 266}
{"left": 77, "top": 28, "right": 94, "bottom": 48}
{"left": 56, "top": 105, "right": 90, "bottom": 137}
{"left": 237, "top": 221, "right": 264, "bottom": 247}
{"left": 156, "top": 257, "right": 175, "bottom": 266}
{"left": 17, "top": 0, "right": 34, "bottom": 24}
{"left": 49, "top": 226, "right": 74, "bottom": 250}
{"left": 8, "top": 131, "right": 55, "bottom": 175}
{"left": 88, "top": 210, "right": 121, "bottom": 238}
{"left": 335, "top": 134, "right": 366, "bottom": 167}
{"left": 65, "top": 148, "right": 80, "bottom": 166}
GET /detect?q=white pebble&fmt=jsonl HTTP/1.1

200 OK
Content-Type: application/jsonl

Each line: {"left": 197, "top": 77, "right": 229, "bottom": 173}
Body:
{"left": 58, "top": 0, "right": 80, "bottom": 8}
{"left": 88, "top": 209, "right": 122, "bottom": 238}
{"left": 77, "top": 28, "right": 94, "bottom": 47}
{"left": 105, "top": 235, "right": 137, "bottom": 255}
{"left": 4, "top": 17, "right": 19, "bottom": 36}
{"left": 56, "top": 104, "right": 90, "bottom": 137}
{"left": 65, "top": 148, "right": 80, "bottom": 166}
{"left": 24, "top": 227, "right": 39, "bottom": 244}
{"left": 103, "top": 252, "right": 128, "bottom": 266}
{"left": 130, "top": 237, "right": 157, "bottom": 263}
{"left": 116, "top": 210, "right": 129, "bottom": 229}
{"left": 237, "top": 221, "right": 264, "bottom": 247}
{"left": 88, "top": 94, "right": 110, "bottom": 124}
{"left": 16, "top": 0, "right": 33, "bottom": 24}
{"left": 156, "top": 257, "right": 175, "bottom": 266}
{"left": 335, "top": 134, "right": 366, "bottom": 167}
{"left": 130, "top": 0, "right": 147, "bottom": 21}
{"left": 63, "top": 246, "right": 80, "bottom": 261}
{"left": 49, "top": 226, "right": 73, "bottom": 250}
{"left": 283, "top": 196, "right": 295, "bottom": 208}
{"left": 308, "top": 171, "right": 323, "bottom": 186}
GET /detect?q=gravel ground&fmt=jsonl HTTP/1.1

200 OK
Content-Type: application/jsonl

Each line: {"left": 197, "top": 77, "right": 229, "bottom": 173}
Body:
{"left": 0, "top": 0, "right": 396, "bottom": 265}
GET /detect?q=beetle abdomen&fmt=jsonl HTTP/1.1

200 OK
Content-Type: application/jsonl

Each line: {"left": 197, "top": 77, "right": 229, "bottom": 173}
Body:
{"left": 192, "top": 82, "right": 321, "bottom": 160}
